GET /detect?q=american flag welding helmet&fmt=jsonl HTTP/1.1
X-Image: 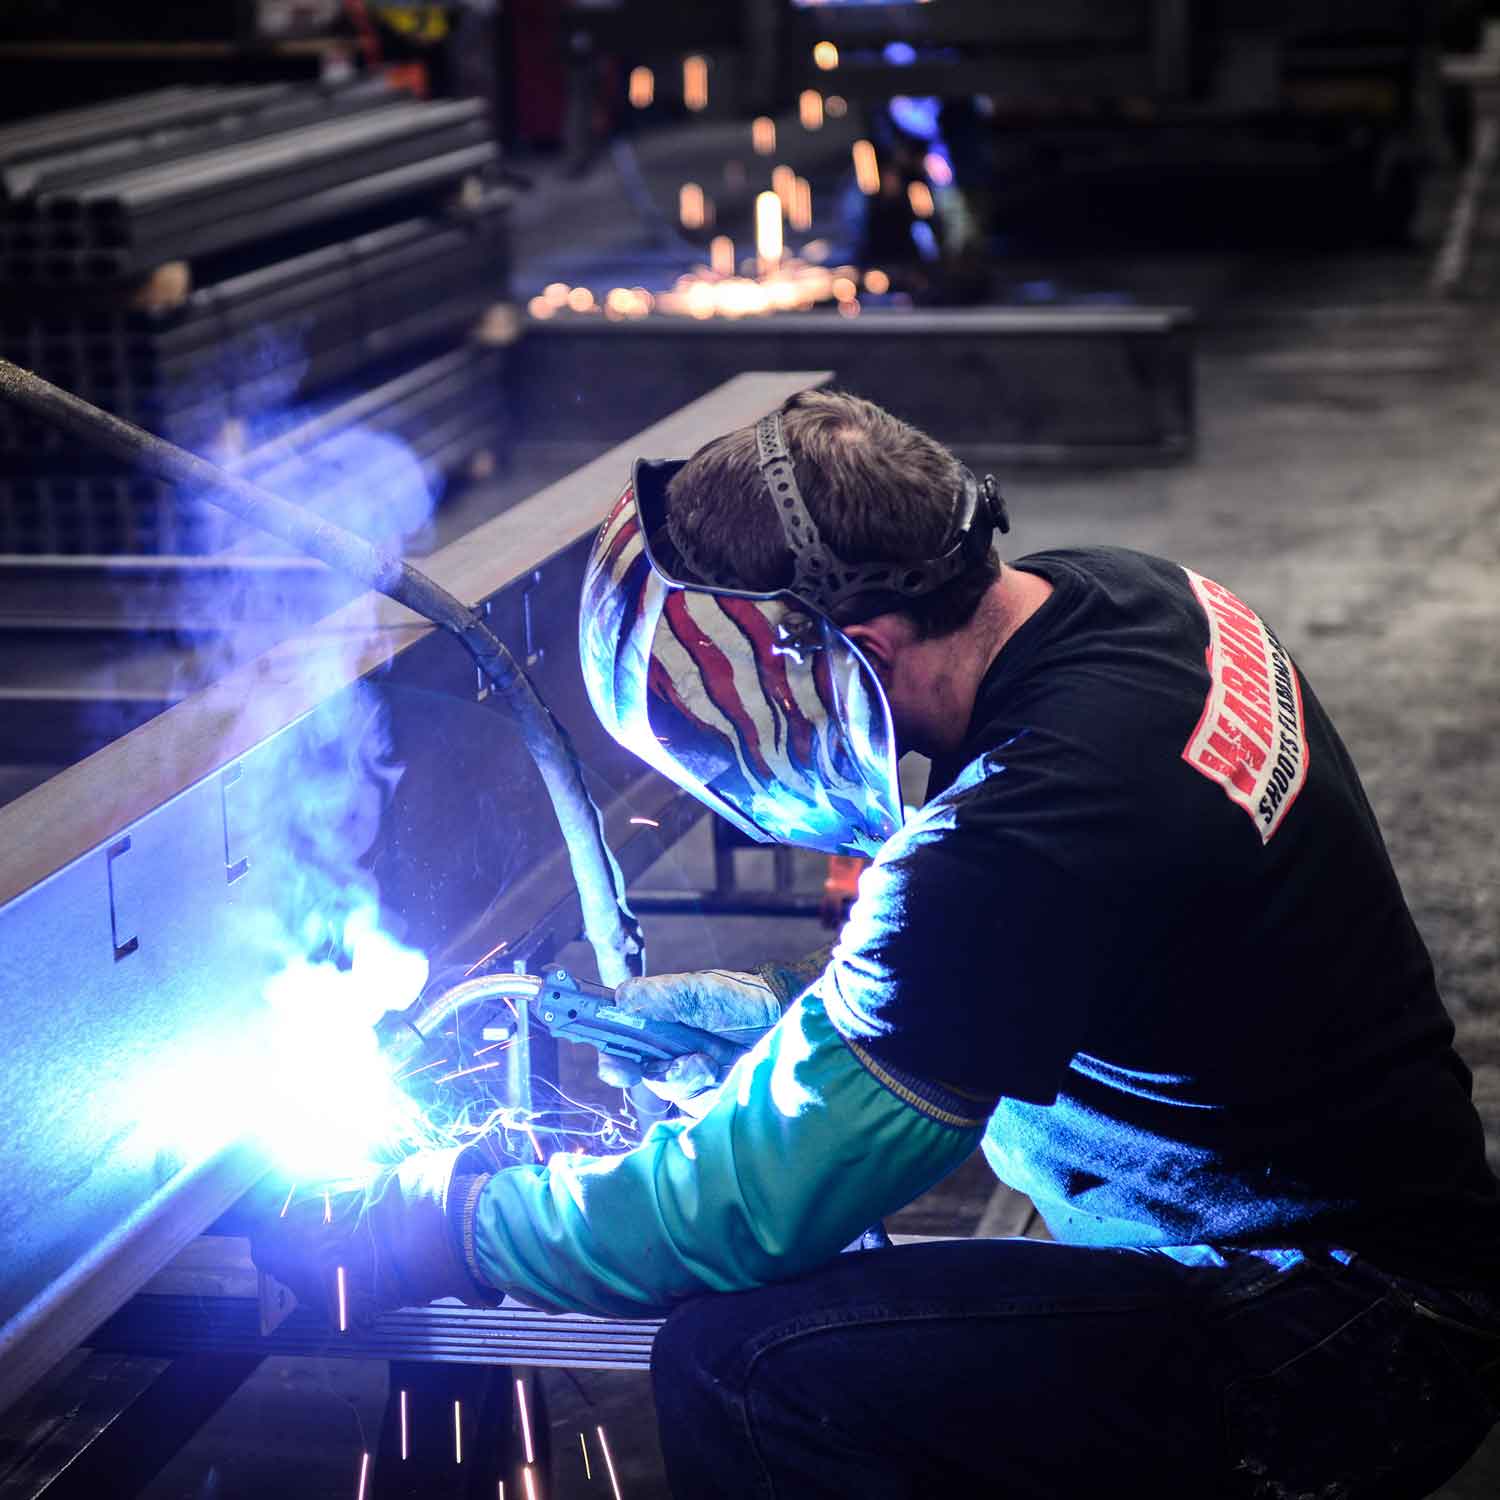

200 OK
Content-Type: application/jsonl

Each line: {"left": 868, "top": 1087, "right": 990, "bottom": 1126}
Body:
{"left": 579, "top": 459, "right": 904, "bottom": 857}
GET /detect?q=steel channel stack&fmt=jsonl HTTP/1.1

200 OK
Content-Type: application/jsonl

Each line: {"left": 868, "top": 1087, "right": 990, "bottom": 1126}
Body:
{"left": 0, "top": 80, "right": 510, "bottom": 557}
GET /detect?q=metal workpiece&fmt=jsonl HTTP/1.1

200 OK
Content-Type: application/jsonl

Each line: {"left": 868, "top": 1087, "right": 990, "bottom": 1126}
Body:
{"left": 516, "top": 307, "right": 1197, "bottom": 466}
{"left": 92, "top": 1297, "right": 662, "bottom": 1372}
{"left": 0, "top": 372, "right": 828, "bottom": 1418}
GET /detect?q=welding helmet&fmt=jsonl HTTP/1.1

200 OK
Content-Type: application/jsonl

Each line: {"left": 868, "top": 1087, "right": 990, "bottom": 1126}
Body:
{"left": 578, "top": 410, "right": 1009, "bottom": 857}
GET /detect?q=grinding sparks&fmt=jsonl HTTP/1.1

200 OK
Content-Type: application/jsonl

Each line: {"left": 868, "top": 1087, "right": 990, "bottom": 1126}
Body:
{"left": 790, "top": 177, "right": 813, "bottom": 233}
{"left": 598, "top": 1426, "right": 624, "bottom": 1500}
{"left": 628, "top": 66, "right": 653, "bottom": 108}
{"left": 755, "top": 191, "right": 783, "bottom": 274}
{"left": 812, "top": 40, "right": 838, "bottom": 70}
{"left": 454, "top": 1400, "right": 463, "bottom": 1464}
{"left": 580, "top": 1432, "right": 592, "bottom": 1479}
{"left": 852, "top": 139, "right": 879, "bottom": 195}
{"left": 679, "top": 183, "right": 706, "bottom": 231}
{"left": 517, "top": 1377, "right": 535, "bottom": 1464}
{"left": 923, "top": 150, "right": 953, "bottom": 186}
{"left": 400, "top": 1389, "right": 409, "bottom": 1460}
{"left": 771, "top": 163, "right": 796, "bottom": 216}
{"left": 683, "top": 55, "right": 708, "bottom": 111}
{"left": 751, "top": 116, "right": 775, "bottom": 155}
{"left": 336, "top": 1265, "right": 348, "bottom": 1331}
{"left": 356, "top": 1451, "right": 369, "bottom": 1500}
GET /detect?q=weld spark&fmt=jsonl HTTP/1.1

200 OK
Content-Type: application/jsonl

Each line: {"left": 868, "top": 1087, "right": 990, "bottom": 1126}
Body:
{"left": 436, "top": 1060, "right": 502, "bottom": 1085}
{"left": 336, "top": 1265, "right": 348, "bottom": 1332}
{"left": 454, "top": 1399, "right": 463, "bottom": 1464}
{"left": 400, "top": 1389, "right": 409, "bottom": 1459}
{"left": 355, "top": 1451, "right": 369, "bottom": 1500}
{"left": 279, "top": 1182, "right": 297, "bottom": 1218}
{"left": 580, "top": 1431, "right": 592, "bottom": 1479}
{"left": 598, "top": 1425, "right": 624, "bottom": 1500}
{"left": 517, "top": 1377, "right": 535, "bottom": 1464}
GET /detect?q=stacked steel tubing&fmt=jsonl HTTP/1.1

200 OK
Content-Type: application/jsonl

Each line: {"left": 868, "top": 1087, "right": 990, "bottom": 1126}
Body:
{"left": 0, "top": 82, "right": 509, "bottom": 557}
{"left": 0, "top": 195, "right": 510, "bottom": 458}
{"left": 0, "top": 85, "right": 496, "bottom": 284}
{"left": 0, "top": 346, "right": 506, "bottom": 556}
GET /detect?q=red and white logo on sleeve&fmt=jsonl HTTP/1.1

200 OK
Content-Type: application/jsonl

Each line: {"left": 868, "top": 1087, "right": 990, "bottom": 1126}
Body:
{"left": 1181, "top": 568, "right": 1309, "bottom": 842}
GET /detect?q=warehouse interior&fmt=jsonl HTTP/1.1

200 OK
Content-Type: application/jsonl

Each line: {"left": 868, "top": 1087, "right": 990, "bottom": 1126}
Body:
{"left": 0, "top": 2, "right": 1497, "bottom": 1497}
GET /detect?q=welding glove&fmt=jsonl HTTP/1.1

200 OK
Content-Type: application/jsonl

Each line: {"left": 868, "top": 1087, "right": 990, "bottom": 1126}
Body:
{"left": 251, "top": 1145, "right": 496, "bottom": 1328}
{"left": 599, "top": 953, "right": 829, "bottom": 1112}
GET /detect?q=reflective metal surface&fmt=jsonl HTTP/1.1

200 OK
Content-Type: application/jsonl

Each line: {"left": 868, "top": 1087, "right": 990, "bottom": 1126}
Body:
{"left": 0, "top": 371, "right": 830, "bottom": 1415}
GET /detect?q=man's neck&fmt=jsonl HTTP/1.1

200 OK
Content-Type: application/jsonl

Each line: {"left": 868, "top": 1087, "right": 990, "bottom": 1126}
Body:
{"left": 930, "top": 566, "right": 1054, "bottom": 755}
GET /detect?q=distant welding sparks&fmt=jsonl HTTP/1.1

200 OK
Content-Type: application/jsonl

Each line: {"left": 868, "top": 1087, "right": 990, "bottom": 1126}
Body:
{"left": 755, "top": 191, "right": 783, "bottom": 274}
{"left": 598, "top": 1425, "right": 624, "bottom": 1500}
{"left": 812, "top": 39, "right": 839, "bottom": 70}
{"left": 679, "top": 182, "right": 707, "bottom": 231}
{"left": 852, "top": 139, "right": 879, "bottom": 195}
{"left": 683, "top": 54, "right": 708, "bottom": 111}
{"left": 356, "top": 1451, "right": 370, "bottom": 1500}
{"left": 517, "top": 1377, "right": 535, "bottom": 1464}
{"left": 908, "top": 181, "right": 935, "bottom": 219}
{"left": 454, "top": 1399, "right": 463, "bottom": 1464}
{"left": 751, "top": 116, "right": 775, "bottom": 155}
{"left": 336, "top": 1265, "right": 348, "bottom": 1332}
{"left": 628, "top": 66, "right": 653, "bottom": 108}
{"left": 580, "top": 1432, "right": 593, "bottom": 1479}
{"left": 799, "top": 90, "right": 824, "bottom": 130}
{"left": 400, "top": 1389, "right": 409, "bottom": 1460}
{"left": 629, "top": 816, "right": 661, "bottom": 828}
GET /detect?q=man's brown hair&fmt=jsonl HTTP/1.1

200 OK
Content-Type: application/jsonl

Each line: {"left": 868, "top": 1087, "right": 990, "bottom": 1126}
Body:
{"left": 664, "top": 389, "right": 1000, "bottom": 637}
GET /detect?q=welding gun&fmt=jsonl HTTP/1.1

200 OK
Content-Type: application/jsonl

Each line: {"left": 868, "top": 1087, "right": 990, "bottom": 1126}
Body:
{"left": 375, "top": 966, "right": 764, "bottom": 1087}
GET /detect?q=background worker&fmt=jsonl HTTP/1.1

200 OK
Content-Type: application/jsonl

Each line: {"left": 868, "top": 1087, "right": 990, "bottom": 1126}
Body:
{"left": 262, "top": 390, "right": 1500, "bottom": 1499}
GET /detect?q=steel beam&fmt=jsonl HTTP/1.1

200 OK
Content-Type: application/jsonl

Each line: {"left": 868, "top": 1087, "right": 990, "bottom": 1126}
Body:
{"left": 516, "top": 308, "right": 1196, "bottom": 467}
{"left": 0, "top": 371, "right": 830, "bottom": 1418}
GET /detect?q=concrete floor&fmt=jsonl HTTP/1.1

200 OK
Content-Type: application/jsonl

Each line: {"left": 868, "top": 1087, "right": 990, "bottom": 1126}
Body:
{"left": 107, "top": 232, "right": 1500, "bottom": 1496}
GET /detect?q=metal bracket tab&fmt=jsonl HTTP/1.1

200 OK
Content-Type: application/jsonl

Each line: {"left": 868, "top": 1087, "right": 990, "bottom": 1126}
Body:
{"left": 106, "top": 836, "right": 138, "bottom": 961}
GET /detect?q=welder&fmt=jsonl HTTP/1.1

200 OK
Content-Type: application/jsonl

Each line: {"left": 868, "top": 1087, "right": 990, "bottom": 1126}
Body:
{"left": 260, "top": 391, "right": 1500, "bottom": 1498}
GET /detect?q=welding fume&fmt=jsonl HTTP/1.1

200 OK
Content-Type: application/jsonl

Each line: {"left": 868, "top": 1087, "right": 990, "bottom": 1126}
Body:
{"left": 251, "top": 389, "right": 1500, "bottom": 1500}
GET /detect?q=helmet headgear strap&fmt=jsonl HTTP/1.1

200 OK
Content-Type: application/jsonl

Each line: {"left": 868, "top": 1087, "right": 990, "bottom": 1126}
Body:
{"left": 754, "top": 410, "right": 1006, "bottom": 620}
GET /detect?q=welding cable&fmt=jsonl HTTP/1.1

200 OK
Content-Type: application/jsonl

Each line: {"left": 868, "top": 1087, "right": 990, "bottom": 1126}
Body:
{"left": 0, "top": 357, "right": 645, "bottom": 989}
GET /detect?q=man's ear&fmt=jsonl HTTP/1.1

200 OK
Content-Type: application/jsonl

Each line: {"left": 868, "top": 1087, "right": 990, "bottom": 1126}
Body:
{"left": 843, "top": 614, "right": 911, "bottom": 682}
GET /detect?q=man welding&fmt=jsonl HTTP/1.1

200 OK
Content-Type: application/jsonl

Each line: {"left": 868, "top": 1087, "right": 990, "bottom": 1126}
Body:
{"left": 263, "top": 391, "right": 1500, "bottom": 1497}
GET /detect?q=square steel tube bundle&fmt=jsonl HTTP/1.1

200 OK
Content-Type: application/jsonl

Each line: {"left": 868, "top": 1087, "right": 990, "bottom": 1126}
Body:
{"left": 0, "top": 372, "right": 831, "bottom": 1416}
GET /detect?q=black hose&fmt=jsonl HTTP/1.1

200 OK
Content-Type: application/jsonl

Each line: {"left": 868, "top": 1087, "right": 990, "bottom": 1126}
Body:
{"left": 0, "top": 356, "right": 644, "bottom": 986}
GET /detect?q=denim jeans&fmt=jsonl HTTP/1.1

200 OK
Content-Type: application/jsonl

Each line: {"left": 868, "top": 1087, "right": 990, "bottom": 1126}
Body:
{"left": 649, "top": 1238, "right": 1499, "bottom": 1499}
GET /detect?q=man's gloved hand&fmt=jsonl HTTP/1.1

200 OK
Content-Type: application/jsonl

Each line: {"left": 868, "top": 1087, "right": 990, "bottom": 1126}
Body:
{"left": 251, "top": 1146, "right": 496, "bottom": 1328}
{"left": 599, "top": 964, "right": 809, "bottom": 1115}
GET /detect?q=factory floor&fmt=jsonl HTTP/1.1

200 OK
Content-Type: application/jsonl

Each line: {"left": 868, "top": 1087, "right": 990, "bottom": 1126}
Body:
{"left": 108, "top": 229, "right": 1500, "bottom": 1495}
